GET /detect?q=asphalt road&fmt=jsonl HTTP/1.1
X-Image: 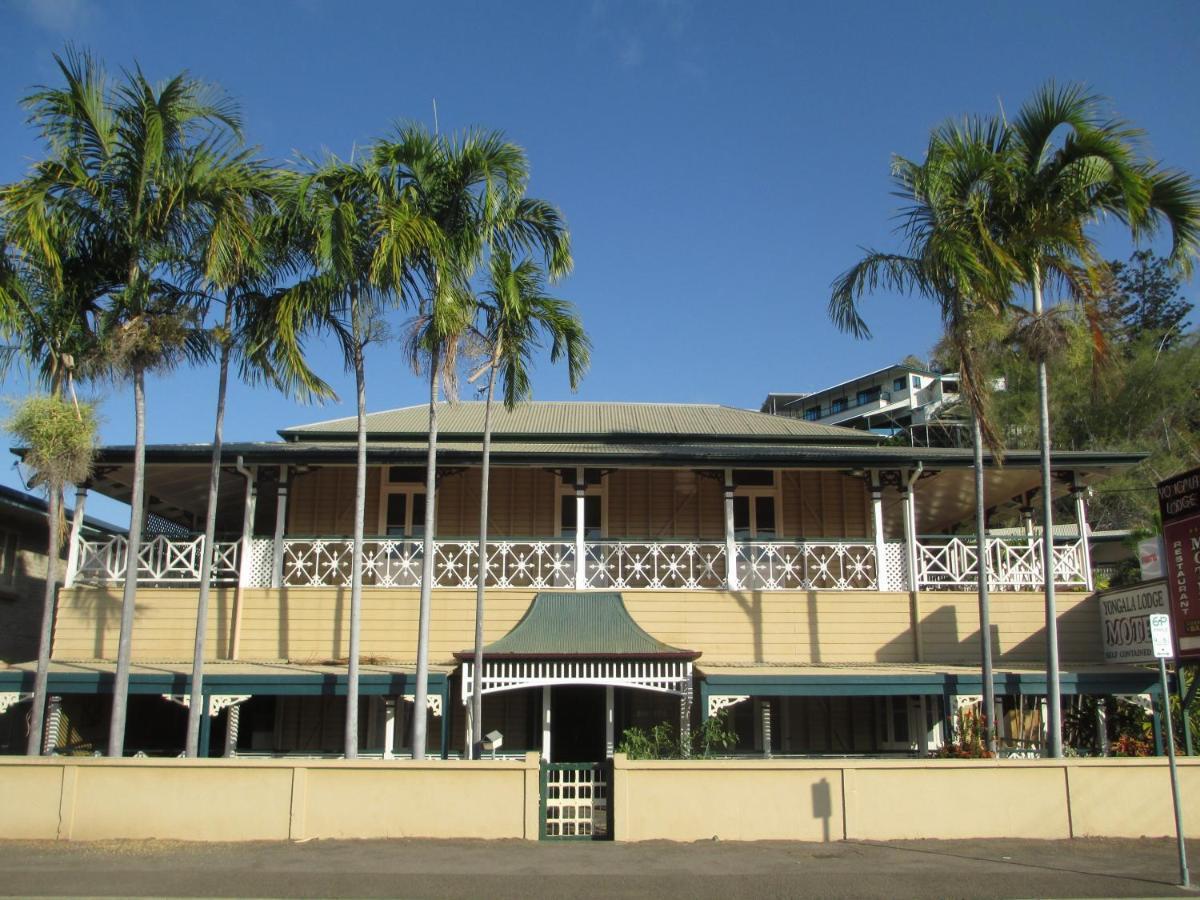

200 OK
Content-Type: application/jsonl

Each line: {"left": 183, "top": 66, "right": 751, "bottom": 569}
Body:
{"left": 0, "top": 836, "right": 1196, "bottom": 899}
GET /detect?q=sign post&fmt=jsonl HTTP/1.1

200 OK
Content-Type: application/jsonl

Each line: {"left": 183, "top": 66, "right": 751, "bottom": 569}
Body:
{"left": 1151, "top": 613, "right": 1190, "bottom": 889}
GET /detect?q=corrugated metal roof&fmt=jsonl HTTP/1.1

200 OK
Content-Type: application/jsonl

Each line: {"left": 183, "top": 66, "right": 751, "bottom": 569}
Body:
{"left": 280, "top": 401, "right": 877, "bottom": 442}
{"left": 460, "top": 592, "right": 698, "bottom": 658}
{"left": 88, "top": 440, "right": 1148, "bottom": 471}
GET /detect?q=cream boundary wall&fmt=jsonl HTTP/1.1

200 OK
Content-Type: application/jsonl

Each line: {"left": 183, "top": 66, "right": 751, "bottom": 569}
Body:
{"left": 0, "top": 754, "right": 541, "bottom": 841}
{"left": 3, "top": 755, "right": 1196, "bottom": 843}
{"left": 612, "top": 756, "right": 1200, "bottom": 842}
{"left": 51, "top": 587, "right": 1102, "bottom": 666}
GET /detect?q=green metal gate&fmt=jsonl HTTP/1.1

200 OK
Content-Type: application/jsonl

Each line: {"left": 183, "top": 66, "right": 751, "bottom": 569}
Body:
{"left": 539, "top": 761, "right": 611, "bottom": 840}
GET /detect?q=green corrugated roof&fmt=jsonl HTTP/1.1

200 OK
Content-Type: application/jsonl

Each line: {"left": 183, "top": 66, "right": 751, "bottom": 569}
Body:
{"left": 456, "top": 592, "right": 699, "bottom": 659}
{"left": 280, "top": 401, "right": 877, "bottom": 443}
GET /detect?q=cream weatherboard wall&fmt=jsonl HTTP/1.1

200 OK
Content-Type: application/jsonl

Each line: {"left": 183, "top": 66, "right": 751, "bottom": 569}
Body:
{"left": 50, "top": 586, "right": 1103, "bottom": 666}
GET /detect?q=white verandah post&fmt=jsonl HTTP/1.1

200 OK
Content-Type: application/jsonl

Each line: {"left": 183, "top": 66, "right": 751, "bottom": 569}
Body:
{"left": 870, "top": 471, "right": 886, "bottom": 590}
{"left": 271, "top": 465, "right": 288, "bottom": 589}
{"left": 605, "top": 685, "right": 615, "bottom": 759}
{"left": 542, "top": 685, "right": 552, "bottom": 762}
{"left": 724, "top": 468, "right": 739, "bottom": 590}
{"left": 236, "top": 464, "right": 257, "bottom": 589}
{"left": 902, "top": 471, "right": 919, "bottom": 592}
{"left": 574, "top": 466, "right": 586, "bottom": 591}
{"left": 1072, "top": 478, "right": 1094, "bottom": 591}
{"left": 63, "top": 485, "right": 88, "bottom": 588}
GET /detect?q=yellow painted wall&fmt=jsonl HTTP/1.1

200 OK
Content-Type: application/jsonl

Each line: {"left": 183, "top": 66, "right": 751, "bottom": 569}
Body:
{"left": 51, "top": 587, "right": 1101, "bottom": 667}
{"left": 613, "top": 756, "right": 1200, "bottom": 842}
{"left": 0, "top": 754, "right": 541, "bottom": 841}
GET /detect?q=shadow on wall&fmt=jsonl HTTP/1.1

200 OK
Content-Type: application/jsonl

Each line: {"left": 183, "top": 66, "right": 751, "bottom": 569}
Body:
{"left": 728, "top": 590, "right": 764, "bottom": 663}
{"left": 812, "top": 776, "right": 833, "bottom": 842}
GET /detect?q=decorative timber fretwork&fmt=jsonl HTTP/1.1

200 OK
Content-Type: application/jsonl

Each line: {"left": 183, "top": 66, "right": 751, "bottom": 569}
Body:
{"left": 707, "top": 694, "right": 749, "bottom": 717}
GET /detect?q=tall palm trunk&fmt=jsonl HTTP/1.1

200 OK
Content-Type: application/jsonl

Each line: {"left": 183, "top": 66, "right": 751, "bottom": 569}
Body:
{"left": 26, "top": 478, "right": 62, "bottom": 755}
{"left": 470, "top": 357, "right": 499, "bottom": 757}
{"left": 412, "top": 346, "right": 439, "bottom": 760}
{"left": 186, "top": 299, "right": 233, "bottom": 757}
{"left": 344, "top": 291, "right": 367, "bottom": 759}
{"left": 1033, "top": 265, "right": 1063, "bottom": 758}
{"left": 109, "top": 366, "right": 146, "bottom": 757}
{"left": 972, "top": 415, "right": 996, "bottom": 754}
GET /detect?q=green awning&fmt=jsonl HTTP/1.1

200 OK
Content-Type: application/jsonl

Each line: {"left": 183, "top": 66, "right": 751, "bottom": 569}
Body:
{"left": 456, "top": 592, "right": 699, "bottom": 660}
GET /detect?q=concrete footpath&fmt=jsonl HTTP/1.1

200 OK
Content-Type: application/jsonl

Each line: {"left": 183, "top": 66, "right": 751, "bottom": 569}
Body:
{"left": 0, "top": 837, "right": 1196, "bottom": 899}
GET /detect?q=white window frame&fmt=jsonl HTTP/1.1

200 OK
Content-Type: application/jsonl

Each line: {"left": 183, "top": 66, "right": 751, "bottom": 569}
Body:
{"left": 377, "top": 468, "right": 428, "bottom": 537}
{"left": 732, "top": 470, "right": 782, "bottom": 540}
{"left": 554, "top": 472, "right": 607, "bottom": 539}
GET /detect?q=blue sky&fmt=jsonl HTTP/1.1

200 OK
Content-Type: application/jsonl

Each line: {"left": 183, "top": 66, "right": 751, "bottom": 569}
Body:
{"left": 1, "top": 0, "right": 1198, "bottom": 523}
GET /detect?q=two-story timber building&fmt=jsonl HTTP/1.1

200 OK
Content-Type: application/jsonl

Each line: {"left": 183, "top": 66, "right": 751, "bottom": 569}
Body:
{"left": 0, "top": 402, "right": 1156, "bottom": 760}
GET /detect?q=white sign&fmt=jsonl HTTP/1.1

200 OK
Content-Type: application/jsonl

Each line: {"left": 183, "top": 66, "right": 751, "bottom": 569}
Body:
{"left": 1140, "top": 537, "right": 1165, "bottom": 581}
{"left": 1151, "top": 614, "right": 1174, "bottom": 659}
{"left": 1099, "top": 580, "right": 1170, "bottom": 664}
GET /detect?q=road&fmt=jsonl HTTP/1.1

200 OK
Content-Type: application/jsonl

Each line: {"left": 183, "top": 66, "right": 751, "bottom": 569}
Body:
{"left": 0, "top": 836, "right": 1195, "bottom": 898}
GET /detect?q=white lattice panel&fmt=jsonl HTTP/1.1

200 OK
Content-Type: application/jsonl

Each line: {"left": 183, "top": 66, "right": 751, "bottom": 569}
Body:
{"left": 543, "top": 766, "right": 607, "bottom": 839}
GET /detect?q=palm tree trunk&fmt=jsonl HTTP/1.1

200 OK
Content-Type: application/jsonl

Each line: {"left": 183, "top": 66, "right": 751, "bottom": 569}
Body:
{"left": 471, "top": 361, "right": 499, "bottom": 758}
{"left": 972, "top": 415, "right": 996, "bottom": 755}
{"left": 412, "top": 346, "right": 439, "bottom": 761}
{"left": 1033, "top": 265, "right": 1063, "bottom": 759}
{"left": 108, "top": 366, "right": 146, "bottom": 757}
{"left": 344, "top": 291, "right": 367, "bottom": 759}
{"left": 185, "top": 300, "right": 233, "bottom": 757}
{"left": 26, "top": 481, "right": 62, "bottom": 755}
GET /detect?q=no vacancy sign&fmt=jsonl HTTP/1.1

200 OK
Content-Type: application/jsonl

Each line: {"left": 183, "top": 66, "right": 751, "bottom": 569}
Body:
{"left": 1159, "top": 467, "right": 1200, "bottom": 659}
{"left": 1098, "top": 580, "right": 1169, "bottom": 664}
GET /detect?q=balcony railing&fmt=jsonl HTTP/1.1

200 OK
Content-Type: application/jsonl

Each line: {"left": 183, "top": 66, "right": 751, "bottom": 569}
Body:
{"left": 71, "top": 534, "right": 1089, "bottom": 592}
{"left": 915, "top": 536, "right": 1088, "bottom": 591}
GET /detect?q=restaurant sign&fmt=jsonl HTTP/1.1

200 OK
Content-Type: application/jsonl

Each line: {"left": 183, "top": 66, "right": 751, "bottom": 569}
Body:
{"left": 1098, "top": 580, "right": 1169, "bottom": 664}
{"left": 1158, "top": 468, "right": 1200, "bottom": 659}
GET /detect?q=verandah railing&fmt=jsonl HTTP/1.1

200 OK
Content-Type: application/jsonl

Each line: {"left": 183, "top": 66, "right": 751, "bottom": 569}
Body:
{"left": 71, "top": 534, "right": 1088, "bottom": 591}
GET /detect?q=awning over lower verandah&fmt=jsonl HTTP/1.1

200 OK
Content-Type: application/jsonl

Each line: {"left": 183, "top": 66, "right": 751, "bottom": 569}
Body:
{"left": 697, "top": 662, "right": 1161, "bottom": 716}
{"left": 0, "top": 660, "right": 456, "bottom": 756}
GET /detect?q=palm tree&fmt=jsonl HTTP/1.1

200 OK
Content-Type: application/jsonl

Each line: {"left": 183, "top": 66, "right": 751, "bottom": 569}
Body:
{"left": 373, "top": 126, "right": 571, "bottom": 758}
{"left": 466, "top": 250, "right": 589, "bottom": 757}
{"left": 829, "top": 119, "right": 1015, "bottom": 751}
{"left": 983, "top": 84, "right": 1200, "bottom": 757}
{"left": 274, "top": 155, "right": 435, "bottom": 758}
{"left": 13, "top": 49, "right": 248, "bottom": 755}
{"left": 0, "top": 206, "right": 109, "bottom": 755}
{"left": 182, "top": 165, "right": 333, "bottom": 758}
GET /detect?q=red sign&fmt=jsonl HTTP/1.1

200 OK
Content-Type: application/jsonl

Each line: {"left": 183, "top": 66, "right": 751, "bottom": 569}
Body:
{"left": 1158, "top": 468, "right": 1200, "bottom": 659}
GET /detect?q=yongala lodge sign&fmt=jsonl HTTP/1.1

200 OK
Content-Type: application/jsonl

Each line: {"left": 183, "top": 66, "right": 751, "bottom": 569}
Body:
{"left": 1159, "top": 467, "right": 1200, "bottom": 659}
{"left": 1098, "top": 580, "right": 1170, "bottom": 663}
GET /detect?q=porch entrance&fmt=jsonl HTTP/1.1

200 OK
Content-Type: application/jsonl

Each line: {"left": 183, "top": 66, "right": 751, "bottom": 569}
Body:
{"left": 550, "top": 685, "right": 606, "bottom": 763}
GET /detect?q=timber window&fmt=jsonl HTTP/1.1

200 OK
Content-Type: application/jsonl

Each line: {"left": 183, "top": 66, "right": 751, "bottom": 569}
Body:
{"left": 731, "top": 470, "right": 779, "bottom": 539}
{"left": 379, "top": 467, "right": 428, "bottom": 537}
{"left": 557, "top": 469, "right": 605, "bottom": 539}
{"left": 0, "top": 531, "right": 16, "bottom": 585}
{"left": 893, "top": 376, "right": 905, "bottom": 391}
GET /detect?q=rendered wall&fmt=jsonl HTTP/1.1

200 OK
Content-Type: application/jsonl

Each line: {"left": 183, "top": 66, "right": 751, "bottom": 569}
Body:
{"left": 0, "top": 754, "right": 541, "bottom": 841}
{"left": 5, "top": 755, "right": 1193, "bottom": 843}
{"left": 613, "top": 756, "right": 1200, "bottom": 842}
{"left": 51, "top": 587, "right": 1102, "bottom": 667}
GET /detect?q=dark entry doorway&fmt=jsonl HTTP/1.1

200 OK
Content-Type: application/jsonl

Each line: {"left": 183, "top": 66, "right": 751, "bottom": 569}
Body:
{"left": 550, "top": 686, "right": 605, "bottom": 762}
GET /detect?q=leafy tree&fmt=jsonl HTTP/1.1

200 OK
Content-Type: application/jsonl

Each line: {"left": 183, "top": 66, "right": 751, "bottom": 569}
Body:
{"left": 830, "top": 118, "right": 1015, "bottom": 751}
{"left": 970, "top": 83, "right": 1199, "bottom": 758}
{"left": 466, "top": 250, "right": 589, "bottom": 756}
{"left": 182, "top": 165, "right": 333, "bottom": 758}
{"left": 1101, "top": 249, "right": 1193, "bottom": 348}
{"left": 10, "top": 49, "right": 255, "bottom": 755}
{"left": 373, "top": 125, "right": 571, "bottom": 759}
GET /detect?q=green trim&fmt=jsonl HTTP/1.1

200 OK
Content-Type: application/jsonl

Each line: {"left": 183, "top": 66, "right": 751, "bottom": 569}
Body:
{"left": 0, "top": 669, "right": 449, "bottom": 697}
{"left": 700, "top": 670, "right": 1160, "bottom": 698}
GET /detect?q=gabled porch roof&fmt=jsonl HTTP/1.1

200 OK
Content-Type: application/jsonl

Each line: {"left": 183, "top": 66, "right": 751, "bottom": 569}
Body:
{"left": 454, "top": 592, "right": 699, "bottom": 661}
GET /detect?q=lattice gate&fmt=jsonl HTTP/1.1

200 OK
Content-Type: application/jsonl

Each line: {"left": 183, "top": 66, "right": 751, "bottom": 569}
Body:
{"left": 540, "top": 762, "right": 611, "bottom": 840}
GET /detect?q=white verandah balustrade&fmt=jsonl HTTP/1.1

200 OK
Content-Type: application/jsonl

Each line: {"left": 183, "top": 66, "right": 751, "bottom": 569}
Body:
{"left": 70, "top": 534, "right": 1090, "bottom": 591}
{"left": 73, "top": 534, "right": 240, "bottom": 585}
